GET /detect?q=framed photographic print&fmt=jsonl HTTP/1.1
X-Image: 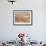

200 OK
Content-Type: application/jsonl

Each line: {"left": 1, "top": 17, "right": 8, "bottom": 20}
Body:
{"left": 13, "top": 10, "right": 32, "bottom": 25}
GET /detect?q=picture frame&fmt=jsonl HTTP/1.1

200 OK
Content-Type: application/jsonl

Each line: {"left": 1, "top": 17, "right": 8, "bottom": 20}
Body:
{"left": 13, "top": 10, "right": 32, "bottom": 25}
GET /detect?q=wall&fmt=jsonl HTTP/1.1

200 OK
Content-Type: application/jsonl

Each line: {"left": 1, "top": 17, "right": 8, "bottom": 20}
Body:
{"left": 0, "top": 0, "right": 46, "bottom": 42}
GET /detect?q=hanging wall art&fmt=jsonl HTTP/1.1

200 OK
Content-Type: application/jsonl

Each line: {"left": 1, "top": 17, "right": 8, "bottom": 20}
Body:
{"left": 13, "top": 10, "right": 32, "bottom": 25}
